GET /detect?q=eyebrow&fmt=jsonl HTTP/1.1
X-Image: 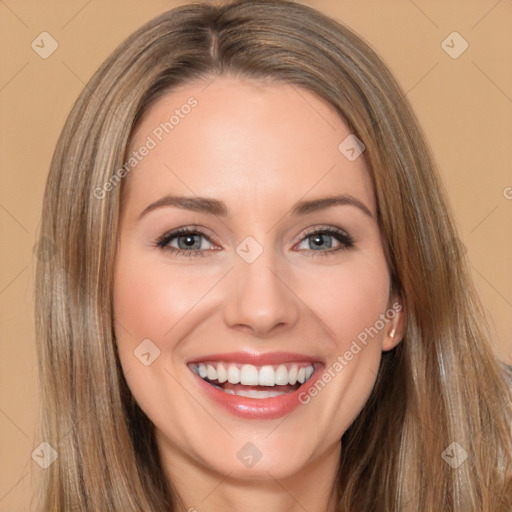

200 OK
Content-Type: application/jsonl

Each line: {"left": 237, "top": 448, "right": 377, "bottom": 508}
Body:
{"left": 138, "top": 193, "right": 373, "bottom": 220}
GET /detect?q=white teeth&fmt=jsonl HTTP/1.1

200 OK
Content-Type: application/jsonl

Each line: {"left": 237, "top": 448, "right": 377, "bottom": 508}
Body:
{"left": 191, "top": 361, "right": 316, "bottom": 387}
{"left": 288, "top": 366, "right": 298, "bottom": 385}
{"left": 217, "top": 363, "right": 228, "bottom": 383}
{"left": 240, "top": 364, "right": 259, "bottom": 385}
{"left": 240, "top": 389, "right": 286, "bottom": 399}
{"left": 258, "top": 365, "right": 275, "bottom": 386}
{"left": 227, "top": 364, "right": 240, "bottom": 384}
{"left": 206, "top": 364, "right": 217, "bottom": 381}
{"left": 275, "top": 364, "right": 289, "bottom": 385}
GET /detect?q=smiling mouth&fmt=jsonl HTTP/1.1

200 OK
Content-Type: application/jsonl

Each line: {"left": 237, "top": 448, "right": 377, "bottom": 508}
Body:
{"left": 188, "top": 361, "right": 316, "bottom": 399}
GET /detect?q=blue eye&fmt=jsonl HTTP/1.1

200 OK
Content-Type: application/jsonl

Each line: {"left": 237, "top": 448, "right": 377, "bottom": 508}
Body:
{"left": 156, "top": 227, "right": 212, "bottom": 258}
{"left": 297, "top": 227, "right": 354, "bottom": 257}
{"left": 155, "top": 226, "right": 354, "bottom": 258}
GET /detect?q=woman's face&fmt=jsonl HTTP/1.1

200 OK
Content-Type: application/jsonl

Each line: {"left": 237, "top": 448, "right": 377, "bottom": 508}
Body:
{"left": 113, "top": 77, "right": 402, "bottom": 482}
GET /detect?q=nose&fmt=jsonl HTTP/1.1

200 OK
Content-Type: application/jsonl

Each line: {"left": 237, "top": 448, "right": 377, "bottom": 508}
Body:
{"left": 222, "top": 248, "right": 300, "bottom": 337}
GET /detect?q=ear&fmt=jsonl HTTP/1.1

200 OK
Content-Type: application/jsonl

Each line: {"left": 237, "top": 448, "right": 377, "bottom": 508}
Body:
{"left": 382, "top": 294, "right": 406, "bottom": 352}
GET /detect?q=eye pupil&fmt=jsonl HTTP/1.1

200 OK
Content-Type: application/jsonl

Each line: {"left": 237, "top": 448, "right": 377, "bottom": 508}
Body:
{"left": 180, "top": 234, "right": 200, "bottom": 249}
{"left": 311, "top": 233, "right": 332, "bottom": 249}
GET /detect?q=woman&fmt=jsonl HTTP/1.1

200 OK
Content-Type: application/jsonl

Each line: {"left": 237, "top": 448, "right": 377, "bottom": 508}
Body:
{"left": 34, "top": 0, "right": 512, "bottom": 510}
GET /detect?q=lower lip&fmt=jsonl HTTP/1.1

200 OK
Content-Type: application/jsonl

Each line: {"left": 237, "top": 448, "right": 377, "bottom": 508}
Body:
{"left": 190, "top": 364, "right": 324, "bottom": 420}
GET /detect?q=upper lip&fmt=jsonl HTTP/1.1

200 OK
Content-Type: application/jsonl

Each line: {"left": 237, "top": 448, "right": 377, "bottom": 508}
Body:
{"left": 187, "top": 351, "right": 323, "bottom": 366}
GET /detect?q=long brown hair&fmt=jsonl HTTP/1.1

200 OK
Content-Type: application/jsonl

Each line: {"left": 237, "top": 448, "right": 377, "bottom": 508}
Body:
{"left": 34, "top": 1, "right": 512, "bottom": 510}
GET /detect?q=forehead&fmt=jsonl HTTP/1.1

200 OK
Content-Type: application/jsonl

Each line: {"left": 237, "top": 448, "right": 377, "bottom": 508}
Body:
{"left": 124, "top": 77, "right": 375, "bottom": 219}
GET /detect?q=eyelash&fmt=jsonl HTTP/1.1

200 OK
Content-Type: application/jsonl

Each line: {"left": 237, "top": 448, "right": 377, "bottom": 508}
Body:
{"left": 155, "top": 225, "right": 355, "bottom": 259}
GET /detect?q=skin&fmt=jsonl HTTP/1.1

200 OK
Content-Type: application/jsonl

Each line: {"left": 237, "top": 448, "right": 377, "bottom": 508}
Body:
{"left": 113, "top": 76, "right": 404, "bottom": 512}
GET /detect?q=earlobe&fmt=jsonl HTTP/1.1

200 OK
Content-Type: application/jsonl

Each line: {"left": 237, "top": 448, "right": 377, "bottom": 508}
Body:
{"left": 382, "top": 298, "right": 406, "bottom": 351}
{"left": 382, "top": 323, "right": 402, "bottom": 351}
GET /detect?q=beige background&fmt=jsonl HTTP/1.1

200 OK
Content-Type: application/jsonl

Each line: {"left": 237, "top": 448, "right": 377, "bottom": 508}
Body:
{"left": 1, "top": 1, "right": 511, "bottom": 510}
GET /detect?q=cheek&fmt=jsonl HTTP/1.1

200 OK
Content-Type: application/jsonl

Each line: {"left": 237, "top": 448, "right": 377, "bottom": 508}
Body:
{"left": 113, "top": 252, "right": 214, "bottom": 344}
{"left": 112, "top": 249, "right": 202, "bottom": 417}
{"left": 294, "top": 255, "right": 390, "bottom": 436}
{"left": 297, "top": 254, "right": 390, "bottom": 349}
